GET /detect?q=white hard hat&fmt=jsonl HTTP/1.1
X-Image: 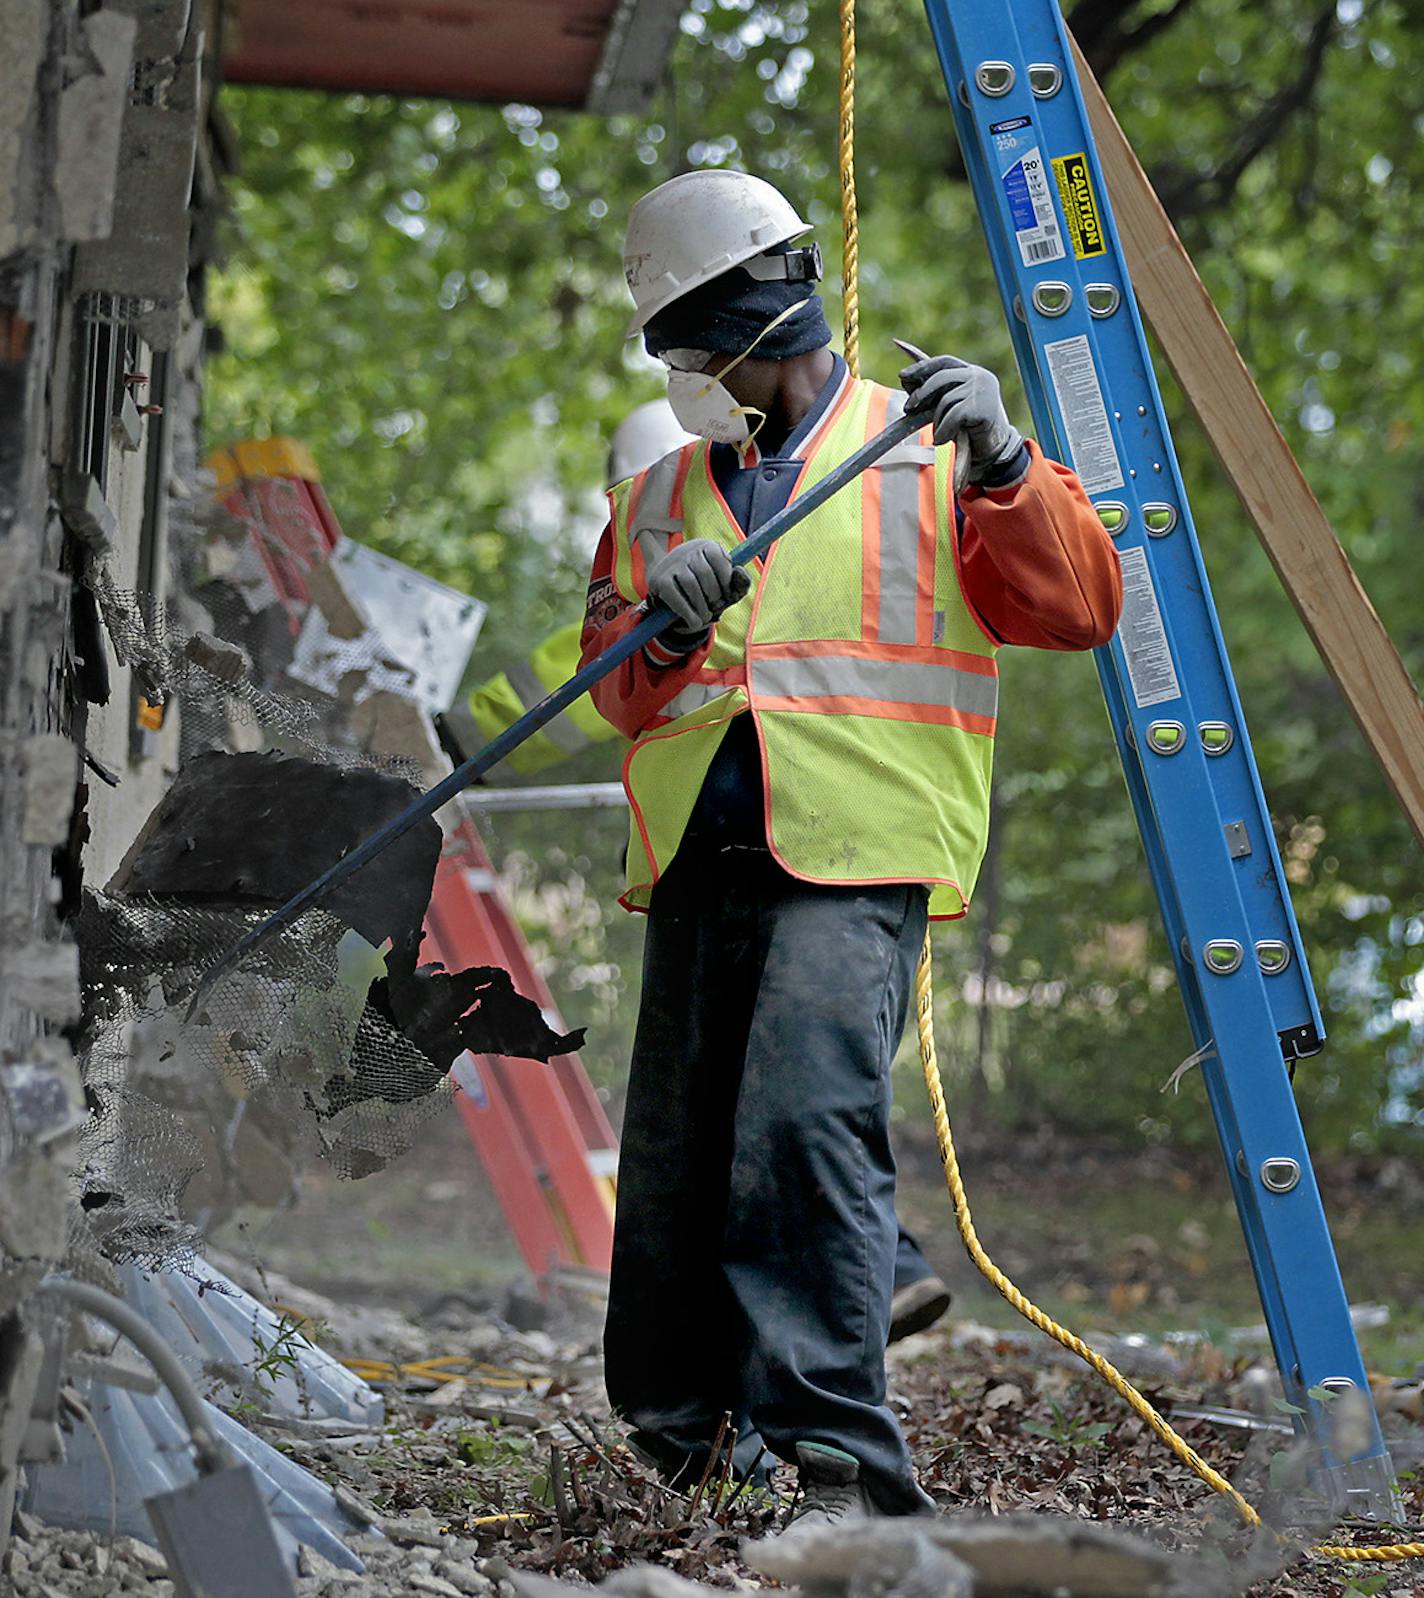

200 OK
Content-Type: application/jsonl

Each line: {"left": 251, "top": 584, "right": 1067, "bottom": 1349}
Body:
{"left": 622, "top": 170, "right": 813, "bottom": 339}
{"left": 606, "top": 399, "right": 696, "bottom": 486}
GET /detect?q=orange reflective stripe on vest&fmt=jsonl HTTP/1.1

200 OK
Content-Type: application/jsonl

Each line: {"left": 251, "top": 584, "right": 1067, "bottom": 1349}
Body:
{"left": 613, "top": 444, "right": 695, "bottom": 598}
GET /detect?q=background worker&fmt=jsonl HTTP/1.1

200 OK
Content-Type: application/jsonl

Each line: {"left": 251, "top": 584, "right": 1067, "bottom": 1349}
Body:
{"left": 580, "top": 169, "right": 1121, "bottom": 1528}
{"left": 449, "top": 401, "right": 956, "bottom": 1345}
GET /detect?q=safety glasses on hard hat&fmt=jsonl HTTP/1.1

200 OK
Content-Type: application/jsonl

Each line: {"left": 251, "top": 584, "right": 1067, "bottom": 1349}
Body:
{"left": 742, "top": 242, "right": 823, "bottom": 284}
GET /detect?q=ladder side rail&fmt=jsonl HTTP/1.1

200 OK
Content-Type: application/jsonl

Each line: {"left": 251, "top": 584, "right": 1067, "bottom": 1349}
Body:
{"left": 420, "top": 909, "right": 575, "bottom": 1277}
{"left": 923, "top": 14, "right": 1203, "bottom": 1041}
{"left": 926, "top": 0, "right": 1315, "bottom": 1421}
{"left": 447, "top": 819, "right": 618, "bottom": 1152}
{"left": 427, "top": 852, "right": 616, "bottom": 1270}
{"left": 1016, "top": 0, "right": 1324, "bottom": 1055}
{"left": 931, "top": 75, "right": 1321, "bottom": 1423}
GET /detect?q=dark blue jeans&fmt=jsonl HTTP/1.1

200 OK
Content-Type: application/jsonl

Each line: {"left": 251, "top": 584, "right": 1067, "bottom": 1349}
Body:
{"left": 603, "top": 841, "right": 934, "bottom": 1515}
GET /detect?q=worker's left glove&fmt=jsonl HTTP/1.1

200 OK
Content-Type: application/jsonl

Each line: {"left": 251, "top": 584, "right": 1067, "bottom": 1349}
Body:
{"left": 900, "top": 354, "right": 1024, "bottom": 483}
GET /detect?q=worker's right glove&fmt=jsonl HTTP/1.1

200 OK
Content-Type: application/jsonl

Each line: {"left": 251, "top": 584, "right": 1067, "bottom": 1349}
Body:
{"left": 646, "top": 539, "right": 751, "bottom": 640}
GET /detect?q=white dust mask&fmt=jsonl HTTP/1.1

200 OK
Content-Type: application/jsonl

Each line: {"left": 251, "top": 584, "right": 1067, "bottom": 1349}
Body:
{"left": 660, "top": 299, "right": 813, "bottom": 451}
{"left": 665, "top": 368, "right": 758, "bottom": 445}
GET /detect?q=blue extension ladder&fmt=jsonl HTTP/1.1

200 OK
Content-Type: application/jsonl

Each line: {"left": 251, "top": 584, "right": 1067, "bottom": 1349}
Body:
{"left": 921, "top": 0, "right": 1398, "bottom": 1517}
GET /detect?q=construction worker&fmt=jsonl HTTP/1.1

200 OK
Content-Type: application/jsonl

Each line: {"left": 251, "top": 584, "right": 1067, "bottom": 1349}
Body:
{"left": 452, "top": 400, "right": 956, "bottom": 1343}
{"left": 580, "top": 169, "right": 1121, "bottom": 1528}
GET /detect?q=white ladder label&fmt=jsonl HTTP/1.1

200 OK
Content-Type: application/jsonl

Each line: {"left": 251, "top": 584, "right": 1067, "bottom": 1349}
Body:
{"left": 1117, "top": 547, "right": 1181, "bottom": 707}
{"left": 1044, "top": 334, "right": 1124, "bottom": 494}
{"left": 994, "top": 120, "right": 1066, "bottom": 267}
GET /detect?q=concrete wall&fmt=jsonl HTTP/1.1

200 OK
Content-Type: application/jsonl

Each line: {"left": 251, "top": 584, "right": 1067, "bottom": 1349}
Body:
{"left": 0, "top": 0, "right": 220, "bottom": 1540}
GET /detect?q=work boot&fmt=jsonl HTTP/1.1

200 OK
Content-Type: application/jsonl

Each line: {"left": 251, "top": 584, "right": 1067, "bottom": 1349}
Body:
{"left": 778, "top": 1442, "right": 877, "bottom": 1537}
{"left": 888, "top": 1274, "right": 952, "bottom": 1344}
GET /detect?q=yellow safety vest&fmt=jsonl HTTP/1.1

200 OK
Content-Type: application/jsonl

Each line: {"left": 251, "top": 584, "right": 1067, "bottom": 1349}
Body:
{"left": 465, "top": 623, "right": 618, "bottom": 778}
{"left": 606, "top": 374, "right": 999, "bottom": 920}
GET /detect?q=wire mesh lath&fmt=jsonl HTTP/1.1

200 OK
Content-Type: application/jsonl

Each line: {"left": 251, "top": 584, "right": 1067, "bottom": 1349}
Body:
{"left": 57, "top": 570, "right": 455, "bottom": 1280}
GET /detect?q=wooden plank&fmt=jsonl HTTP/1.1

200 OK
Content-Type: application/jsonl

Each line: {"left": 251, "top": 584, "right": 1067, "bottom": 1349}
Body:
{"left": 1069, "top": 35, "right": 1424, "bottom": 848}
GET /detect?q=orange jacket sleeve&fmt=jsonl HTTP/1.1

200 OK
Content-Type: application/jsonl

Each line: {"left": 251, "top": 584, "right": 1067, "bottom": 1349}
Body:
{"left": 956, "top": 441, "right": 1122, "bottom": 650}
{"left": 579, "top": 511, "right": 712, "bottom": 742}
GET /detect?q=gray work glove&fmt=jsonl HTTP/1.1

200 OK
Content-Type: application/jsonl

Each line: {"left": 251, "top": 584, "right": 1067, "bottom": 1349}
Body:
{"left": 646, "top": 538, "right": 751, "bottom": 639}
{"left": 900, "top": 353, "right": 1025, "bottom": 483}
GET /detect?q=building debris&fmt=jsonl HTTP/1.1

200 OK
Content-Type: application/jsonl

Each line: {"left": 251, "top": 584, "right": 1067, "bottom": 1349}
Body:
{"left": 21, "top": 734, "right": 78, "bottom": 847}
{"left": 0, "top": 943, "right": 82, "bottom": 1025}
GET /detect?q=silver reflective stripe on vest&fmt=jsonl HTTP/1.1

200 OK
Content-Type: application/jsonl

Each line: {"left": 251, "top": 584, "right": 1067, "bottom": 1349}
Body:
{"left": 873, "top": 391, "right": 937, "bottom": 469}
{"left": 872, "top": 391, "right": 931, "bottom": 645}
{"left": 631, "top": 451, "right": 686, "bottom": 568}
{"left": 660, "top": 679, "right": 737, "bottom": 721}
{"left": 752, "top": 652, "right": 998, "bottom": 721}
{"left": 507, "top": 660, "right": 591, "bottom": 754}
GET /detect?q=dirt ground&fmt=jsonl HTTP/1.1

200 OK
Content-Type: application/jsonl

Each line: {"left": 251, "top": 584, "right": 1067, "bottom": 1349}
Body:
{"left": 197, "top": 1105, "right": 1424, "bottom": 1598}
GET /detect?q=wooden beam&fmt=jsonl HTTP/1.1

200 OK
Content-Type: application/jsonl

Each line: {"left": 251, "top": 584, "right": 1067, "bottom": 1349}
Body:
{"left": 1070, "top": 35, "right": 1424, "bottom": 849}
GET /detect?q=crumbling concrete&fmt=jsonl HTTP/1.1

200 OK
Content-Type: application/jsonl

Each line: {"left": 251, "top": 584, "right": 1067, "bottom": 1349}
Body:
{"left": 0, "top": 0, "right": 224, "bottom": 1563}
{"left": 21, "top": 733, "right": 77, "bottom": 846}
{"left": 55, "top": 8, "right": 136, "bottom": 242}
{"left": 0, "top": 1, "right": 46, "bottom": 259}
{"left": 71, "top": 0, "right": 203, "bottom": 349}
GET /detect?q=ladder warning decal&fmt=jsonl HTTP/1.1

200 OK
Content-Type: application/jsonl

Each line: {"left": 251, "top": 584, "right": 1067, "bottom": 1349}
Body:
{"left": 1050, "top": 152, "right": 1107, "bottom": 259}
{"left": 1043, "top": 335, "right": 1124, "bottom": 494}
{"left": 991, "top": 116, "right": 1065, "bottom": 266}
{"left": 1116, "top": 547, "right": 1181, "bottom": 707}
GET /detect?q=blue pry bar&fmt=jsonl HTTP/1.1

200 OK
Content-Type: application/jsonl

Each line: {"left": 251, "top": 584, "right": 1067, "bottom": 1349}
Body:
{"left": 188, "top": 406, "right": 926, "bottom": 1015}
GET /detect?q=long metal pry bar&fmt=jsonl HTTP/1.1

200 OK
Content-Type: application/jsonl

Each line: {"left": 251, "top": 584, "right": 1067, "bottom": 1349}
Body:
{"left": 189, "top": 401, "right": 927, "bottom": 1013}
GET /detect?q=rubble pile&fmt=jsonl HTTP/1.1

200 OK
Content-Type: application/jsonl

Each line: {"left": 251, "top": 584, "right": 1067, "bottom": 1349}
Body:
{"left": 4, "top": 1510, "right": 511, "bottom": 1598}
{"left": 9, "top": 1251, "right": 1422, "bottom": 1596}
{"left": 13, "top": 1263, "right": 1420, "bottom": 1598}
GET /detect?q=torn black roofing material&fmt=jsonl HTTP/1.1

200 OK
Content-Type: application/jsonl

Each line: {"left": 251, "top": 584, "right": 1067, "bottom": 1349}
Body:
{"left": 112, "top": 749, "right": 582, "bottom": 1070}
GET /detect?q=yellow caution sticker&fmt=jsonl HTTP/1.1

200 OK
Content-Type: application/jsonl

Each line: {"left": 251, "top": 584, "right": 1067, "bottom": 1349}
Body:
{"left": 1051, "top": 152, "right": 1107, "bottom": 260}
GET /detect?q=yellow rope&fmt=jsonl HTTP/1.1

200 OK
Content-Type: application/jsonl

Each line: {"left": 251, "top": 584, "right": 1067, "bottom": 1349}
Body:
{"left": 838, "top": 0, "right": 860, "bottom": 377}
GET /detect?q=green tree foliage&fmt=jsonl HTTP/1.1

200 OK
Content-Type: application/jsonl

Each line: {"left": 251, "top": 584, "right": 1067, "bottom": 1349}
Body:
{"left": 207, "top": 0, "right": 1423, "bottom": 1148}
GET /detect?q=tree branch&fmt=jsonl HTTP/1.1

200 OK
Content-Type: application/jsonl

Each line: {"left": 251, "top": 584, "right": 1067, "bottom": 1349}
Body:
{"left": 1152, "top": 5, "right": 1337, "bottom": 222}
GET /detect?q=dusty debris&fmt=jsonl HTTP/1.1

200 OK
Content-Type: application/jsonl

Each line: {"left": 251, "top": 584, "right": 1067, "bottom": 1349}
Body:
{"left": 748, "top": 1514, "right": 1204, "bottom": 1596}
{"left": 110, "top": 748, "right": 582, "bottom": 1068}
{"left": 54, "top": 7, "right": 135, "bottom": 241}
{"left": 1, "top": 941, "right": 81, "bottom": 1022}
{"left": 12, "top": 1258, "right": 1402, "bottom": 1598}
{"left": 748, "top": 1519, "right": 975, "bottom": 1596}
{"left": 0, "top": 1149, "right": 70, "bottom": 1259}
{"left": 182, "top": 629, "right": 252, "bottom": 684}
{"left": 113, "top": 749, "right": 441, "bottom": 958}
{"left": 0, "top": 0, "right": 45, "bottom": 258}
{"left": 306, "top": 559, "right": 370, "bottom": 642}
{"left": 21, "top": 733, "right": 77, "bottom": 845}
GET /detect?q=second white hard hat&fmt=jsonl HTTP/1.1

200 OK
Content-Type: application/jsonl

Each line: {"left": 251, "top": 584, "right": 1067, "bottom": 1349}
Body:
{"left": 622, "top": 170, "right": 812, "bottom": 339}
{"left": 606, "top": 399, "right": 696, "bottom": 486}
